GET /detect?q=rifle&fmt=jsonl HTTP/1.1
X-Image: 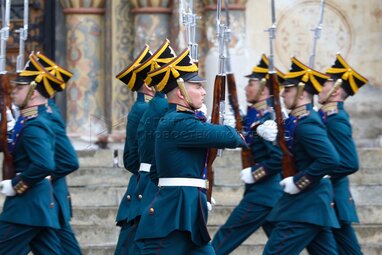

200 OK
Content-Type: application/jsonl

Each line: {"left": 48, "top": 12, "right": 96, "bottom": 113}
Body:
{"left": 16, "top": 0, "right": 29, "bottom": 72}
{"left": 223, "top": 0, "right": 253, "bottom": 168}
{"left": 206, "top": 0, "right": 226, "bottom": 202}
{"left": 180, "top": 0, "right": 199, "bottom": 64}
{"left": 266, "top": 0, "right": 296, "bottom": 177}
{"left": 308, "top": 0, "right": 325, "bottom": 69}
{"left": 0, "top": 0, "right": 15, "bottom": 180}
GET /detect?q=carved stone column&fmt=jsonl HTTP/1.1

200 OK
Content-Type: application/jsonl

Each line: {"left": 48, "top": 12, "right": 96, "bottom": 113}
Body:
{"left": 131, "top": 1, "right": 172, "bottom": 55}
{"left": 203, "top": 0, "right": 248, "bottom": 118}
{"left": 60, "top": 0, "right": 106, "bottom": 141}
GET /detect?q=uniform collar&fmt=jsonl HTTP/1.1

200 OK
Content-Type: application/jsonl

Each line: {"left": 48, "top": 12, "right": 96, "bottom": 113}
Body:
{"left": 290, "top": 103, "right": 312, "bottom": 119}
{"left": 321, "top": 101, "right": 343, "bottom": 112}
{"left": 137, "top": 92, "right": 153, "bottom": 103}
{"left": 169, "top": 103, "right": 195, "bottom": 114}
{"left": 252, "top": 98, "right": 273, "bottom": 116}
{"left": 20, "top": 104, "right": 47, "bottom": 120}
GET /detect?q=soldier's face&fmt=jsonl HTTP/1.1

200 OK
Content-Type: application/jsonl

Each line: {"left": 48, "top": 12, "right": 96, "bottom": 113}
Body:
{"left": 186, "top": 82, "right": 206, "bottom": 109}
{"left": 245, "top": 79, "right": 260, "bottom": 102}
{"left": 12, "top": 84, "right": 30, "bottom": 107}
{"left": 318, "top": 79, "right": 334, "bottom": 104}
{"left": 281, "top": 86, "right": 297, "bottom": 109}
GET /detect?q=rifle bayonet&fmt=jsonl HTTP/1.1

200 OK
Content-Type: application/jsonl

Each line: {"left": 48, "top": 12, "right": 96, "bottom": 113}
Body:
{"left": 16, "top": 0, "right": 29, "bottom": 72}
{"left": 223, "top": 0, "right": 232, "bottom": 74}
{"left": 0, "top": 0, "right": 10, "bottom": 74}
{"left": 308, "top": 0, "right": 325, "bottom": 68}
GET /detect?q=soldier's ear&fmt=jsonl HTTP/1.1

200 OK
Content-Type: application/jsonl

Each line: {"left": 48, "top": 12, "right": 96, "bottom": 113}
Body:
{"left": 176, "top": 87, "right": 184, "bottom": 100}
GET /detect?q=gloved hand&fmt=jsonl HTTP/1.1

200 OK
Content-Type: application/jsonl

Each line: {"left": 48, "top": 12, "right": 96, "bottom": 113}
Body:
{"left": 257, "top": 120, "right": 278, "bottom": 142}
{"left": 0, "top": 180, "right": 16, "bottom": 196}
{"left": 6, "top": 107, "right": 16, "bottom": 132}
{"left": 207, "top": 197, "right": 216, "bottom": 211}
{"left": 240, "top": 167, "right": 255, "bottom": 184}
{"left": 279, "top": 176, "right": 300, "bottom": 195}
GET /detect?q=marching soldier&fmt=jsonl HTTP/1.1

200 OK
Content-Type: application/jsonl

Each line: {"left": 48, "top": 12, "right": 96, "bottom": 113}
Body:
{"left": 114, "top": 44, "right": 154, "bottom": 255}
{"left": 134, "top": 48, "right": 247, "bottom": 254}
{"left": 212, "top": 54, "right": 283, "bottom": 254}
{"left": 0, "top": 54, "right": 64, "bottom": 254}
{"left": 263, "top": 57, "right": 340, "bottom": 255}
{"left": 114, "top": 39, "right": 176, "bottom": 254}
{"left": 133, "top": 39, "right": 175, "bottom": 229}
{"left": 34, "top": 52, "right": 82, "bottom": 254}
{"left": 315, "top": 53, "right": 367, "bottom": 255}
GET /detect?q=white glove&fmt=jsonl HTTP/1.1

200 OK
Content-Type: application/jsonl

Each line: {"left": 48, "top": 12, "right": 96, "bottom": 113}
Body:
{"left": 279, "top": 176, "right": 300, "bottom": 195}
{"left": 0, "top": 180, "right": 16, "bottom": 196}
{"left": 257, "top": 120, "right": 278, "bottom": 142}
{"left": 6, "top": 107, "right": 16, "bottom": 132}
{"left": 240, "top": 167, "right": 255, "bottom": 184}
{"left": 207, "top": 197, "right": 216, "bottom": 211}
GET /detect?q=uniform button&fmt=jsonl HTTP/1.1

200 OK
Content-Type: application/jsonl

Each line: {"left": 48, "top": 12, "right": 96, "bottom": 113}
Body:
{"left": 330, "top": 202, "right": 335, "bottom": 207}
{"left": 16, "top": 134, "right": 19, "bottom": 137}
{"left": 149, "top": 208, "right": 155, "bottom": 214}
{"left": 138, "top": 194, "right": 142, "bottom": 200}
{"left": 126, "top": 195, "right": 131, "bottom": 201}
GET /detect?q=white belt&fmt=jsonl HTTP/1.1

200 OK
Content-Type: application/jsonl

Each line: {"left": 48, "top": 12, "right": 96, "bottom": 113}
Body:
{"left": 16, "top": 172, "right": 51, "bottom": 180}
{"left": 139, "top": 163, "right": 151, "bottom": 172}
{"left": 158, "top": 178, "right": 209, "bottom": 189}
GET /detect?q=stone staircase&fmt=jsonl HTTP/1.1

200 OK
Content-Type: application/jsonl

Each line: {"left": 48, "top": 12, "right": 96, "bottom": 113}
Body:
{"left": 1, "top": 147, "right": 382, "bottom": 254}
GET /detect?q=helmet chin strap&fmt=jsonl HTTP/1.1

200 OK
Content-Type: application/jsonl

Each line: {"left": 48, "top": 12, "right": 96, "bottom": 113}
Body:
{"left": 322, "top": 79, "right": 342, "bottom": 104}
{"left": 291, "top": 82, "right": 305, "bottom": 109}
{"left": 177, "top": 78, "right": 195, "bottom": 110}
{"left": 21, "top": 81, "right": 37, "bottom": 109}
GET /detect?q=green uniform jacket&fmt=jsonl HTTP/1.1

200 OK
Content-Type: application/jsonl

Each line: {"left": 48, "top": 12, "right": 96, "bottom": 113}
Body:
{"left": 136, "top": 103, "right": 246, "bottom": 246}
{"left": 267, "top": 104, "right": 340, "bottom": 228}
{"left": 136, "top": 93, "right": 168, "bottom": 217}
{"left": 0, "top": 105, "right": 60, "bottom": 229}
{"left": 49, "top": 100, "right": 79, "bottom": 224}
{"left": 320, "top": 102, "right": 359, "bottom": 222}
{"left": 116, "top": 92, "right": 150, "bottom": 224}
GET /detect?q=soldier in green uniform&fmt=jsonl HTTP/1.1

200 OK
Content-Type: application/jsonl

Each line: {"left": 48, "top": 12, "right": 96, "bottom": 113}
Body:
{"left": 34, "top": 52, "right": 82, "bottom": 255}
{"left": 315, "top": 54, "right": 368, "bottom": 255}
{"left": 212, "top": 54, "right": 283, "bottom": 255}
{"left": 263, "top": 57, "right": 340, "bottom": 255}
{"left": 114, "top": 39, "right": 176, "bottom": 255}
{"left": 114, "top": 44, "right": 154, "bottom": 255}
{"left": 135, "top": 48, "right": 247, "bottom": 254}
{"left": 0, "top": 54, "right": 64, "bottom": 254}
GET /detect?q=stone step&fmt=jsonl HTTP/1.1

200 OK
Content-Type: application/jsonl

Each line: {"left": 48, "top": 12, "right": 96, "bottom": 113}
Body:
{"left": 68, "top": 205, "right": 382, "bottom": 246}
{"left": 73, "top": 225, "right": 119, "bottom": 245}
{"left": 208, "top": 224, "right": 382, "bottom": 246}
{"left": 77, "top": 149, "right": 124, "bottom": 168}
{"left": 70, "top": 187, "right": 126, "bottom": 207}
{"left": 67, "top": 167, "right": 131, "bottom": 187}
{"left": 68, "top": 204, "right": 382, "bottom": 227}
{"left": 209, "top": 205, "right": 382, "bottom": 226}
{"left": 66, "top": 184, "right": 381, "bottom": 210}
{"left": 212, "top": 185, "right": 382, "bottom": 206}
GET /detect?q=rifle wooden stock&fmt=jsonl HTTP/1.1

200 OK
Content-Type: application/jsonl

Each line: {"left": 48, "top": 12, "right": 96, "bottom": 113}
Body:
{"left": 206, "top": 74, "right": 225, "bottom": 202}
{"left": 269, "top": 73, "right": 296, "bottom": 177}
{"left": 226, "top": 73, "right": 253, "bottom": 168}
{"left": 0, "top": 74, "right": 16, "bottom": 180}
